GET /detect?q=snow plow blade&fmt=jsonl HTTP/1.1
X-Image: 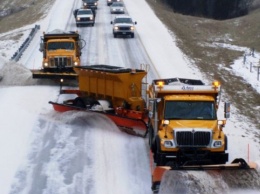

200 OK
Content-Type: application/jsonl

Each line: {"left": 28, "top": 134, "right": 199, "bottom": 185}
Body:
{"left": 49, "top": 101, "right": 148, "bottom": 137}
{"left": 152, "top": 158, "right": 259, "bottom": 194}
{"left": 31, "top": 70, "right": 77, "bottom": 80}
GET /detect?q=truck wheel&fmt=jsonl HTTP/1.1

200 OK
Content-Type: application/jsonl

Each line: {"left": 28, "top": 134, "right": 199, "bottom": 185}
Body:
{"left": 131, "top": 34, "right": 134, "bottom": 38}
{"left": 92, "top": 23, "right": 95, "bottom": 27}
{"left": 225, "top": 135, "right": 228, "bottom": 150}
{"left": 154, "top": 138, "right": 166, "bottom": 166}
{"left": 73, "top": 97, "right": 86, "bottom": 108}
{"left": 113, "top": 33, "right": 117, "bottom": 38}
{"left": 76, "top": 24, "right": 79, "bottom": 27}
{"left": 155, "top": 152, "right": 165, "bottom": 166}
{"left": 148, "top": 123, "right": 154, "bottom": 150}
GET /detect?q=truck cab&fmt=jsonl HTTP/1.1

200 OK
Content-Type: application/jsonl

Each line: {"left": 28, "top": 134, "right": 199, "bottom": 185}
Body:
{"left": 39, "top": 30, "right": 82, "bottom": 73}
{"left": 148, "top": 78, "right": 229, "bottom": 166}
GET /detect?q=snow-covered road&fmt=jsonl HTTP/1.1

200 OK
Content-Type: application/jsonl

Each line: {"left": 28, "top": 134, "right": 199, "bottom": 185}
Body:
{"left": 0, "top": 0, "right": 259, "bottom": 193}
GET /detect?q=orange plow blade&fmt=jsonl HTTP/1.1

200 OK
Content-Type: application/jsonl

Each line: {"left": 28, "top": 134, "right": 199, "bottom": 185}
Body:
{"left": 49, "top": 101, "right": 148, "bottom": 137}
{"left": 151, "top": 159, "right": 260, "bottom": 194}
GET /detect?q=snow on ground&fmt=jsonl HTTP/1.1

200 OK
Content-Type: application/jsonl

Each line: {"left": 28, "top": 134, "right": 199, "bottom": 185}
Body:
{"left": 0, "top": 0, "right": 259, "bottom": 193}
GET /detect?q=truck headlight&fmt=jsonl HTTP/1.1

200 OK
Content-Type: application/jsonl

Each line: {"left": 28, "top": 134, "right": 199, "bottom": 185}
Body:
{"left": 44, "top": 62, "right": 48, "bottom": 67}
{"left": 84, "top": 3, "right": 87, "bottom": 6}
{"left": 74, "top": 61, "right": 78, "bottom": 66}
{"left": 114, "top": 26, "right": 119, "bottom": 30}
{"left": 77, "top": 17, "right": 80, "bottom": 21}
{"left": 90, "top": 17, "right": 93, "bottom": 20}
{"left": 212, "top": 140, "right": 222, "bottom": 148}
{"left": 130, "top": 26, "right": 135, "bottom": 31}
{"left": 163, "top": 140, "right": 175, "bottom": 148}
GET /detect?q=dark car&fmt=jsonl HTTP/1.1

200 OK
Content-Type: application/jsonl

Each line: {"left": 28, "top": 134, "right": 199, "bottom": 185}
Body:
{"left": 107, "top": 0, "right": 121, "bottom": 6}
{"left": 82, "top": 0, "right": 98, "bottom": 10}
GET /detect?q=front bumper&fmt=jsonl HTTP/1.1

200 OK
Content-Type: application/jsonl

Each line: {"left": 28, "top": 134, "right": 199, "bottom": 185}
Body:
{"left": 157, "top": 149, "right": 229, "bottom": 166}
{"left": 76, "top": 20, "right": 94, "bottom": 25}
{"left": 77, "top": 21, "right": 94, "bottom": 24}
{"left": 83, "top": 5, "right": 97, "bottom": 9}
{"left": 111, "top": 9, "right": 124, "bottom": 14}
{"left": 114, "top": 31, "right": 134, "bottom": 36}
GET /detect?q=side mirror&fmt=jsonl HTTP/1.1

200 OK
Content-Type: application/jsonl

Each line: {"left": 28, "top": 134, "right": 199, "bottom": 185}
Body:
{"left": 78, "top": 41, "right": 82, "bottom": 49}
{"left": 110, "top": 21, "right": 113, "bottom": 24}
{"left": 79, "top": 39, "right": 86, "bottom": 49}
{"left": 148, "top": 100, "right": 154, "bottom": 118}
{"left": 39, "top": 43, "right": 43, "bottom": 52}
{"left": 134, "top": 21, "right": 137, "bottom": 25}
{"left": 224, "top": 102, "right": 230, "bottom": 118}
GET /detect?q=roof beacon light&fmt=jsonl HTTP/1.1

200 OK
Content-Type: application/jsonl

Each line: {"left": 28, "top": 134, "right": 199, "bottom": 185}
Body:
{"left": 157, "top": 81, "right": 164, "bottom": 88}
{"left": 213, "top": 80, "right": 220, "bottom": 87}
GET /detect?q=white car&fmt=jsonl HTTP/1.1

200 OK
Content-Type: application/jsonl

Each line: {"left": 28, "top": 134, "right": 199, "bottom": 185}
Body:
{"left": 111, "top": 15, "right": 137, "bottom": 38}
{"left": 110, "top": 2, "right": 125, "bottom": 14}
{"left": 74, "top": 8, "right": 95, "bottom": 27}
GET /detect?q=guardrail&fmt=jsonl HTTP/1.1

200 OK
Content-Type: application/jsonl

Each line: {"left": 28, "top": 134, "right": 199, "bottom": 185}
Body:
{"left": 10, "top": 24, "right": 40, "bottom": 62}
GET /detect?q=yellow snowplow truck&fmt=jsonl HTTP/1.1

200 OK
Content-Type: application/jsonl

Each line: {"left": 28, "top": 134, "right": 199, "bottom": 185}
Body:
{"left": 31, "top": 29, "right": 85, "bottom": 79}
{"left": 148, "top": 78, "right": 260, "bottom": 193}
{"left": 147, "top": 78, "right": 230, "bottom": 167}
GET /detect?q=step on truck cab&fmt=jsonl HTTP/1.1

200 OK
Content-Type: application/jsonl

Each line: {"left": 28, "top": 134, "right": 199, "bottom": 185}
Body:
{"left": 147, "top": 78, "right": 230, "bottom": 166}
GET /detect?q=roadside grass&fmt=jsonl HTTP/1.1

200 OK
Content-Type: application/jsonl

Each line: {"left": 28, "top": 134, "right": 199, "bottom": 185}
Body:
{"left": 0, "top": 0, "right": 54, "bottom": 34}
{"left": 146, "top": 0, "right": 260, "bottom": 130}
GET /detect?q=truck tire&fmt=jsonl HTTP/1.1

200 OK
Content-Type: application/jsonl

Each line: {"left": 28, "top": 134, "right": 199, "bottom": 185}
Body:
{"left": 148, "top": 124, "right": 154, "bottom": 150}
{"left": 73, "top": 97, "right": 86, "bottom": 108}
{"left": 225, "top": 135, "right": 228, "bottom": 150}
{"left": 154, "top": 137, "right": 166, "bottom": 166}
{"left": 131, "top": 34, "right": 134, "bottom": 38}
{"left": 114, "top": 33, "right": 117, "bottom": 38}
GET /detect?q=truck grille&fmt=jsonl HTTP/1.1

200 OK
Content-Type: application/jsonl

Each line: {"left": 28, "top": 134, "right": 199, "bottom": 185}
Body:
{"left": 49, "top": 56, "right": 73, "bottom": 68}
{"left": 119, "top": 26, "right": 131, "bottom": 30}
{"left": 176, "top": 131, "right": 211, "bottom": 147}
{"left": 81, "top": 17, "right": 91, "bottom": 21}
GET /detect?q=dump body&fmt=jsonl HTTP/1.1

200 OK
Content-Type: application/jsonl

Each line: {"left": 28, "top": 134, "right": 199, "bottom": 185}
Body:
{"left": 147, "top": 78, "right": 229, "bottom": 166}
{"left": 74, "top": 65, "right": 147, "bottom": 111}
{"left": 32, "top": 29, "right": 83, "bottom": 79}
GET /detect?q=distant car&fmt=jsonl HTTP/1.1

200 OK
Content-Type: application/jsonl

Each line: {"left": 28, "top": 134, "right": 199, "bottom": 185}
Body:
{"left": 74, "top": 9, "right": 95, "bottom": 27}
{"left": 82, "top": 0, "right": 98, "bottom": 10}
{"left": 107, "top": 0, "right": 121, "bottom": 6}
{"left": 111, "top": 15, "right": 137, "bottom": 38}
{"left": 110, "top": 2, "right": 125, "bottom": 14}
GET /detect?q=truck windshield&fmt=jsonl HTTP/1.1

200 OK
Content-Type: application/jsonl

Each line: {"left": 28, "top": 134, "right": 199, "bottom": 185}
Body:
{"left": 47, "top": 42, "right": 75, "bottom": 50}
{"left": 78, "top": 10, "right": 92, "bottom": 15}
{"left": 114, "top": 18, "right": 132, "bottom": 23}
{"left": 164, "top": 101, "right": 217, "bottom": 120}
